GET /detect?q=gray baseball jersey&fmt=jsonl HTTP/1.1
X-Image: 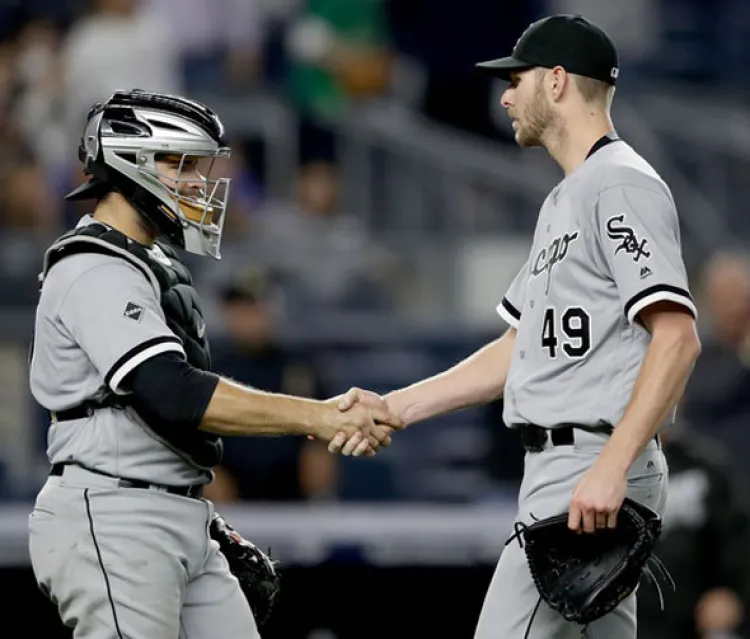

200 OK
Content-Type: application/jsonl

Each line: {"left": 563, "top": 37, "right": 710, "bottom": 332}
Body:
{"left": 497, "top": 139, "right": 696, "bottom": 430}
{"left": 29, "top": 215, "right": 210, "bottom": 485}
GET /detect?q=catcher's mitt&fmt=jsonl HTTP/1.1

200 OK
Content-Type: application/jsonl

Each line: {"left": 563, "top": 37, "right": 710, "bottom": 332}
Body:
{"left": 210, "top": 513, "right": 280, "bottom": 628}
{"left": 508, "top": 497, "right": 674, "bottom": 637}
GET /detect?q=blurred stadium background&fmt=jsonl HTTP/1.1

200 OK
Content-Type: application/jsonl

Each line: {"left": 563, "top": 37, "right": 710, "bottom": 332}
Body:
{"left": 1, "top": 0, "right": 750, "bottom": 637}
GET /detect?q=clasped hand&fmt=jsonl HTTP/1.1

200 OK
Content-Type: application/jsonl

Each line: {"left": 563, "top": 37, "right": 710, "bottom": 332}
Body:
{"left": 314, "top": 387, "right": 403, "bottom": 457}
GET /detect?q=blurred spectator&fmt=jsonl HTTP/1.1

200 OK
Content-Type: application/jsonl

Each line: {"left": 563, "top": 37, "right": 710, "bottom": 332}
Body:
{"left": 252, "top": 158, "right": 406, "bottom": 314}
{"left": 202, "top": 266, "right": 338, "bottom": 503}
{"left": 204, "top": 137, "right": 265, "bottom": 241}
{"left": 283, "top": 0, "right": 393, "bottom": 153}
{"left": 149, "top": 0, "right": 266, "bottom": 94}
{"left": 682, "top": 250, "right": 750, "bottom": 482}
{"left": 61, "top": 0, "right": 182, "bottom": 151}
{"left": 637, "top": 423, "right": 750, "bottom": 639}
{"left": 0, "top": 37, "right": 23, "bottom": 157}
{"left": 0, "top": 143, "right": 61, "bottom": 308}
{"left": 0, "top": 146, "right": 60, "bottom": 234}
{"left": 12, "top": 17, "right": 68, "bottom": 180}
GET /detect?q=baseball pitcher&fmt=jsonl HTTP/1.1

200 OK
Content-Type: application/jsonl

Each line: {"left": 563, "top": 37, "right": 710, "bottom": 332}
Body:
{"left": 332, "top": 14, "right": 701, "bottom": 639}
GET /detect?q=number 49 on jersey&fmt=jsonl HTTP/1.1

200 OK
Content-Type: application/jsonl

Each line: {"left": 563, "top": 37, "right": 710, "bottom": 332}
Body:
{"left": 541, "top": 307, "right": 592, "bottom": 358}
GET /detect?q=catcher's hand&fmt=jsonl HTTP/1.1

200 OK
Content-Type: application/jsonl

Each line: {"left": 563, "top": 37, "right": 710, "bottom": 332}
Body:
{"left": 509, "top": 497, "right": 674, "bottom": 632}
{"left": 210, "top": 513, "right": 280, "bottom": 629}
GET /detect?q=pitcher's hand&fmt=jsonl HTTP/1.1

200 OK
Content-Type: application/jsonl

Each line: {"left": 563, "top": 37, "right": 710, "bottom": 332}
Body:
{"left": 568, "top": 459, "right": 627, "bottom": 533}
{"left": 331, "top": 387, "right": 404, "bottom": 456}
{"left": 307, "top": 398, "right": 383, "bottom": 453}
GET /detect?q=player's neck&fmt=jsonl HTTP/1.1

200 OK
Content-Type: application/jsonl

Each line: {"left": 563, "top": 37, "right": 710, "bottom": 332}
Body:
{"left": 93, "top": 193, "right": 158, "bottom": 247}
{"left": 545, "top": 113, "right": 615, "bottom": 177}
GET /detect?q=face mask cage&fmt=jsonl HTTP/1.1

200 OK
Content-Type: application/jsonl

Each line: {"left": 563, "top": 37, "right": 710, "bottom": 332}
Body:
{"left": 137, "top": 148, "right": 231, "bottom": 258}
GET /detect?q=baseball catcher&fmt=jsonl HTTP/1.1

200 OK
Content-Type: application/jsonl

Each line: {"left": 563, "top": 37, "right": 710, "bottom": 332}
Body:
{"left": 27, "top": 88, "right": 398, "bottom": 639}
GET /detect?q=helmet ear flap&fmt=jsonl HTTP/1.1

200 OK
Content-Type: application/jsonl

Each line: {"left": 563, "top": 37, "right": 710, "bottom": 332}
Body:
{"left": 79, "top": 108, "right": 105, "bottom": 174}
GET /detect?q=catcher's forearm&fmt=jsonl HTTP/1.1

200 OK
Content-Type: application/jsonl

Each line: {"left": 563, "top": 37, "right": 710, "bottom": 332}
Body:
{"left": 385, "top": 328, "right": 516, "bottom": 426}
{"left": 199, "top": 377, "right": 325, "bottom": 437}
{"left": 601, "top": 321, "right": 700, "bottom": 472}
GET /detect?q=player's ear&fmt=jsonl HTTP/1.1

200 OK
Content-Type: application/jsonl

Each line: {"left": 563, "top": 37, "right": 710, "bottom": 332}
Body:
{"left": 548, "top": 66, "right": 567, "bottom": 101}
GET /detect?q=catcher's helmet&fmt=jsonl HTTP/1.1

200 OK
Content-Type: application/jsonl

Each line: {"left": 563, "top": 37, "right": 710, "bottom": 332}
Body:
{"left": 65, "top": 89, "right": 231, "bottom": 259}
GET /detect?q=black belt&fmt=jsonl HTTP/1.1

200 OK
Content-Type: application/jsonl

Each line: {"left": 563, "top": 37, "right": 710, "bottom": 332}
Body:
{"left": 50, "top": 404, "right": 94, "bottom": 422}
{"left": 50, "top": 462, "right": 204, "bottom": 499}
{"left": 519, "top": 424, "right": 660, "bottom": 453}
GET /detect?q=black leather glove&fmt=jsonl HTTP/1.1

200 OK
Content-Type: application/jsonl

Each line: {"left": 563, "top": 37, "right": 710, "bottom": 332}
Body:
{"left": 210, "top": 513, "right": 280, "bottom": 629}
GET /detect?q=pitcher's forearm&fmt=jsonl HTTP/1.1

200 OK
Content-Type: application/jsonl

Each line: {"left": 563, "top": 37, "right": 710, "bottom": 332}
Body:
{"left": 199, "top": 377, "right": 323, "bottom": 437}
{"left": 386, "top": 329, "right": 516, "bottom": 425}
{"left": 601, "top": 326, "right": 700, "bottom": 472}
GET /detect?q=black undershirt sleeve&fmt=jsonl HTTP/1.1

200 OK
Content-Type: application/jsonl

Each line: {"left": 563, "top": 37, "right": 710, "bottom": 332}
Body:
{"left": 125, "top": 351, "right": 220, "bottom": 431}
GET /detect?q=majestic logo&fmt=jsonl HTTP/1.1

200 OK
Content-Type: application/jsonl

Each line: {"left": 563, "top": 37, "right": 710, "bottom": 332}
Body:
{"left": 531, "top": 231, "right": 580, "bottom": 277}
{"left": 606, "top": 214, "right": 651, "bottom": 262}
{"left": 123, "top": 301, "right": 144, "bottom": 322}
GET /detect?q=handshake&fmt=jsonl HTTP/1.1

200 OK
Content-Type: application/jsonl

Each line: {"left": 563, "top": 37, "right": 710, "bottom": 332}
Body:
{"left": 312, "top": 387, "right": 404, "bottom": 457}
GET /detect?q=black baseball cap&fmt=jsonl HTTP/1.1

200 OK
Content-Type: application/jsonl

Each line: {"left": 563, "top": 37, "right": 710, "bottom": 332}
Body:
{"left": 476, "top": 14, "right": 619, "bottom": 86}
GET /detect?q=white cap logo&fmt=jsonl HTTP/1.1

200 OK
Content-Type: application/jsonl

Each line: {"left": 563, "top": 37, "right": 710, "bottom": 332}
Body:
{"left": 611, "top": 67, "right": 619, "bottom": 80}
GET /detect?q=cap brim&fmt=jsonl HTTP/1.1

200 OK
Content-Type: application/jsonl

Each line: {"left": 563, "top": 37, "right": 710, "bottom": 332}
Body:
{"left": 475, "top": 56, "right": 534, "bottom": 80}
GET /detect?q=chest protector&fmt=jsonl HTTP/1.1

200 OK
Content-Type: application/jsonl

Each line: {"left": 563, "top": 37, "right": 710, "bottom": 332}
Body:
{"left": 40, "top": 222, "right": 221, "bottom": 468}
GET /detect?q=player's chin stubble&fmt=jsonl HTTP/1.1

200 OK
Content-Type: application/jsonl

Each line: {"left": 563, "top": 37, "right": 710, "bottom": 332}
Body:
{"left": 516, "top": 86, "right": 553, "bottom": 148}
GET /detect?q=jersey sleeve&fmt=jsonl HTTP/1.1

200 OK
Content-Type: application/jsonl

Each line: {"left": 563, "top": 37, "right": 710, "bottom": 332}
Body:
{"left": 594, "top": 183, "right": 697, "bottom": 324}
{"left": 496, "top": 260, "right": 529, "bottom": 329}
{"left": 59, "top": 261, "right": 186, "bottom": 394}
